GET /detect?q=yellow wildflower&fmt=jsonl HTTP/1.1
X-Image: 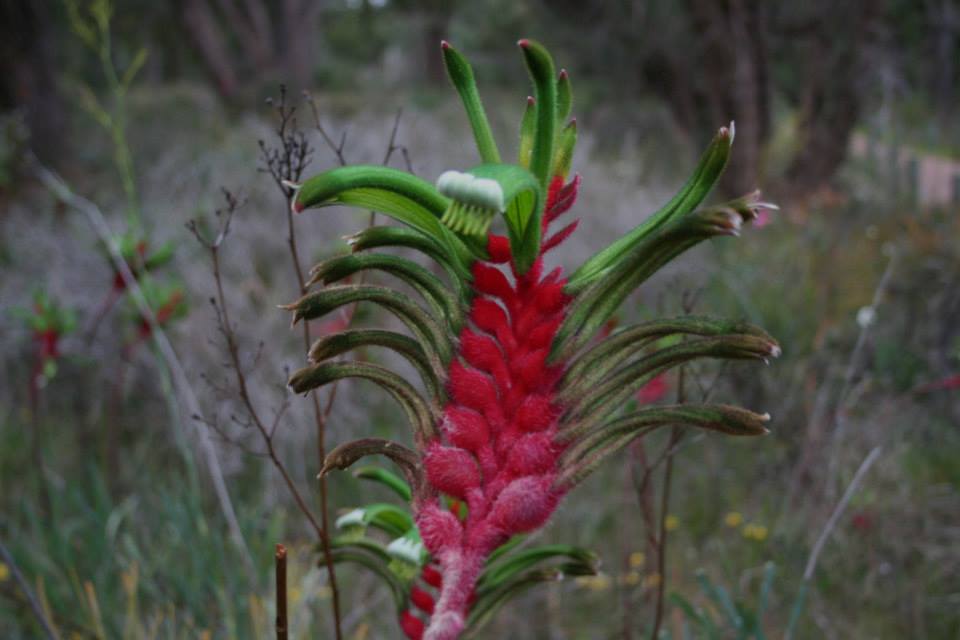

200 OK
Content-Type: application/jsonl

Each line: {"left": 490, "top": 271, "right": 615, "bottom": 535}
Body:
{"left": 724, "top": 512, "right": 743, "bottom": 528}
{"left": 0, "top": 563, "right": 9, "bottom": 582}
{"left": 575, "top": 574, "right": 612, "bottom": 591}
{"left": 621, "top": 571, "right": 641, "bottom": 587}
{"left": 742, "top": 523, "right": 769, "bottom": 541}
{"left": 665, "top": 515, "right": 680, "bottom": 531}
{"left": 642, "top": 572, "right": 662, "bottom": 589}
{"left": 289, "top": 585, "right": 302, "bottom": 604}
{"left": 628, "top": 551, "right": 645, "bottom": 568}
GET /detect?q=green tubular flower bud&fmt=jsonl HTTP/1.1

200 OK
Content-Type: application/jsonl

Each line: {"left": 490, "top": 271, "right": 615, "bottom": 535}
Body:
{"left": 353, "top": 466, "right": 413, "bottom": 502}
{"left": 308, "top": 252, "right": 464, "bottom": 330}
{"left": 555, "top": 405, "right": 770, "bottom": 489}
{"left": 346, "top": 225, "right": 473, "bottom": 287}
{"left": 552, "top": 204, "right": 750, "bottom": 361}
{"left": 291, "top": 165, "right": 483, "bottom": 265}
{"left": 518, "top": 39, "right": 557, "bottom": 191}
{"left": 518, "top": 96, "right": 536, "bottom": 169}
{"left": 552, "top": 118, "right": 577, "bottom": 181}
{"left": 560, "top": 316, "right": 776, "bottom": 395}
{"left": 442, "top": 41, "right": 502, "bottom": 164}
{"left": 282, "top": 284, "right": 452, "bottom": 368}
{"left": 290, "top": 362, "right": 438, "bottom": 445}
{"left": 568, "top": 123, "right": 735, "bottom": 291}
{"left": 308, "top": 328, "right": 445, "bottom": 404}
{"left": 556, "top": 69, "right": 573, "bottom": 126}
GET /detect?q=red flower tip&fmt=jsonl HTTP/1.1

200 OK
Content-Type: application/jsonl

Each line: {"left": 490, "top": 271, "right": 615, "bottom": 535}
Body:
{"left": 441, "top": 40, "right": 451, "bottom": 50}
{"left": 417, "top": 503, "right": 463, "bottom": 555}
{"left": 424, "top": 442, "right": 481, "bottom": 500}
{"left": 527, "top": 95, "right": 535, "bottom": 106}
{"left": 421, "top": 564, "right": 443, "bottom": 588}
{"left": 400, "top": 611, "right": 425, "bottom": 640}
{"left": 293, "top": 200, "right": 305, "bottom": 213}
{"left": 411, "top": 586, "right": 436, "bottom": 614}
{"left": 518, "top": 39, "right": 530, "bottom": 48}
{"left": 559, "top": 68, "right": 568, "bottom": 79}
{"left": 486, "top": 234, "right": 512, "bottom": 264}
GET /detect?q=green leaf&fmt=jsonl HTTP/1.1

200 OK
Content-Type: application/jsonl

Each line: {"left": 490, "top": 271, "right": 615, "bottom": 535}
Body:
{"left": 485, "top": 535, "right": 526, "bottom": 566}
{"left": 442, "top": 41, "right": 501, "bottom": 164}
{"left": 143, "top": 241, "right": 175, "bottom": 271}
{"left": 568, "top": 124, "right": 735, "bottom": 291}
{"left": 670, "top": 592, "right": 721, "bottom": 639}
{"left": 353, "top": 466, "right": 413, "bottom": 502}
{"left": 465, "top": 568, "right": 563, "bottom": 637}
{"left": 121, "top": 46, "right": 148, "bottom": 89}
{"left": 754, "top": 562, "right": 776, "bottom": 640}
{"left": 477, "top": 544, "right": 598, "bottom": 592}
{"left": 697, "top": 570, "right": 743, "bottom": 632}
{"left": 320, "top": 548, "right": 409, "bottom": 610}
{"left": 518, "top": 39, "right": 557, "bottom": 191}
{"left": 290, "top": 363, "right": 438, "bottom": 445}
{"left": 345, "top": 503, "right": 415, "bottom": 538}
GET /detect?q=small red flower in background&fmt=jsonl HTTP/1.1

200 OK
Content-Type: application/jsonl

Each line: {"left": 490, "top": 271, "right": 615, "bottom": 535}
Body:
{"left": 636, "top": 373, "right": 670, "bottom": 404}
{"left": 851, "top": 511, "right": 873, "bottom": 534}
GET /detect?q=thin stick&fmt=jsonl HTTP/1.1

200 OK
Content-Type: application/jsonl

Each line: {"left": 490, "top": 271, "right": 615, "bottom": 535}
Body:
{"left": 784, "top": 446, "right": 883, "bottom": 640}
{"left": 825, "top": 254, "right": 896, "bottom": 495}
{"left": 0, "top": 536, "right": 57, "bottom": 640}
{"left": 190, "top": 208, "right": 326, "bottom": 540}
{"left": 276, "top": 544, "right": 288, "bottom": 640}
{"left": 261, "top": 88, "right": 343, "bottom": 640}
{"left": 649, "top": 380, "right": 684, "bottom": 640}
{"left": 29, "top": 155, "right": 256, "bottom": 581}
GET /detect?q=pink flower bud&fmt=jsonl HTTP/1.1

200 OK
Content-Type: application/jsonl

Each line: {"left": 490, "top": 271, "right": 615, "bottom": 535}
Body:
{"left": 424, "top": 443, "right": 482, "bottom": 500}
{"left": 442, "top": 407, "right": 490, "bottom": 453}
{"left": 417, "top": 503, "right": 463, "bottom": 556}
{"left": 504, "top": 432, "right": 557, "bottom": 477}
{"left": 489, "top": 475, "right": 557, "bottom": 533}
{"left": 448, "top": 361, "right": 499, "bottom": 415}
{"left": 515, "top": 394, "right": 556, "bottom": 432}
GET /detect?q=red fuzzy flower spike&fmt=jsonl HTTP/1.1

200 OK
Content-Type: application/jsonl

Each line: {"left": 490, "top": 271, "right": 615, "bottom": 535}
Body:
{"left": 415, "top": 170, "right": 578, "bottom": 637}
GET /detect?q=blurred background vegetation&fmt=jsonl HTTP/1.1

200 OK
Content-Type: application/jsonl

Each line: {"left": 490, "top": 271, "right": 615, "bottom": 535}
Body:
{"left": 1, "top": 0, "right": 958, "bottom": 638}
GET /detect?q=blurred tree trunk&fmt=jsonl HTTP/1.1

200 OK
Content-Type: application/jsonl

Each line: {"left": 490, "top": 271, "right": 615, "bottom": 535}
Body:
{"left": 685, "top": 0, "right": 770, "bottom": 195}
{"left": 179, "top": 0, "right": 321, "bottom": 98}
{"left": 0, "top": 0, "right": 65, "bottom": 165}
{"left": 420, "top": 0, "right": 454, "bottom": 85}
{"left": 783, "top": 2, "right": 879, "bottom": 194}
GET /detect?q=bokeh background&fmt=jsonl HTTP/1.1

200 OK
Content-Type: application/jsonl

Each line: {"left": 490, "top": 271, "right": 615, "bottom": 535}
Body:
{"left": 2, "top": 1, "right": 959, "bottom": 638}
